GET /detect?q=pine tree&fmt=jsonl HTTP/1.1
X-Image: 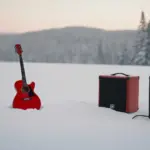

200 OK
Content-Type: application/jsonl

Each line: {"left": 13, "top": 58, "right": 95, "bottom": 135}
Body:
{"left": 118, "top": 43, "right": 130, "bottom": 65}
{"left": 97, "top": 40, "right": 105, "bottom": 64}
{"left": 145, "top": 21, "right": 150, "bottom": 65}
{"left": 130, "top": 11, "right": 147, "bottom": 65}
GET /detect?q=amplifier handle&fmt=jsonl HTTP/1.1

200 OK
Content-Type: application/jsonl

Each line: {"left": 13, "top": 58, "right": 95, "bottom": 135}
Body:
{"left": 111, "top": 72, "right": 129, "bottom": 77}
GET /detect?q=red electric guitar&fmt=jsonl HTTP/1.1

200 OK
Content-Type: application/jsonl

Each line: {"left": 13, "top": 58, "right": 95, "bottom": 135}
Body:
{"left": 12, "top": 44, "right": 41, "bottom": 110}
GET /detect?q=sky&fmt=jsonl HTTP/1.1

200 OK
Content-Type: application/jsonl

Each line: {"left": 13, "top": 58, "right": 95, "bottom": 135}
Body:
{"left": 0, "top": 0, "right": 150, "bottom": 33}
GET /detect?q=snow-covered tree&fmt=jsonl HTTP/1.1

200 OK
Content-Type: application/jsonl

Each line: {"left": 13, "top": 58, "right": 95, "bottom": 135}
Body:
{"left": 130, "top": 11, "right": 147, "bottom": 65}
{"left": 118, "top": 43, "right": 130, "bottom": 65}
{"left": 97, "top": 40, "right": 105, "bottom": 64}
{"left": 144, "top": 21, "right": 150, "bottom": 65}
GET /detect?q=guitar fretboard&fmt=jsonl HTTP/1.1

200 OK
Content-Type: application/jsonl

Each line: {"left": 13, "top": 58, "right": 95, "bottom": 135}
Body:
{"left": 19, "top": 55, "right": 27, "bottom": 86}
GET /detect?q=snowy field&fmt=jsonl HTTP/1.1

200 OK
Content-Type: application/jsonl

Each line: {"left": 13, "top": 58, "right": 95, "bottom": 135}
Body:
{"left": 1, "top": 62, "right": 150, "bottom": 150}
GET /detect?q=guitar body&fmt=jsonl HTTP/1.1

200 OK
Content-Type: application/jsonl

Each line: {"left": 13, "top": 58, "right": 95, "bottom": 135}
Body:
{"left": 13, "top": 80, "right": 41, "bottom": 110}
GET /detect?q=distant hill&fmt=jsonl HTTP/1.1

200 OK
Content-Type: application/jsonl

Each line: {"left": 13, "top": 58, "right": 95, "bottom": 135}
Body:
{"left": 0, "top": 26, "right": 137, "bottom": 64}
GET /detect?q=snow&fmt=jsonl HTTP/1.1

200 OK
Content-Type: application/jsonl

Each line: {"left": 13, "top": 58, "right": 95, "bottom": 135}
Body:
{"left": 0, "top": 62, "right": 150, "bottom": 150}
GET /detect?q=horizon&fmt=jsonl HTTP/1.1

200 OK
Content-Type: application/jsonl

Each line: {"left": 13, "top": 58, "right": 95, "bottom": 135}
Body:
{"left": 0, "top": 26, "right": 138, "bottom": 34}
{"left": 1, "top": 0, "right": 150, "bottom": 33}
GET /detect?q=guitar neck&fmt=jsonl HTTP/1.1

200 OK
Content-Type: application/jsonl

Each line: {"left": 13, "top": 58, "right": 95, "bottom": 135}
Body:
{"left": 19, "top": 55, "right": 27, "bottom": 85}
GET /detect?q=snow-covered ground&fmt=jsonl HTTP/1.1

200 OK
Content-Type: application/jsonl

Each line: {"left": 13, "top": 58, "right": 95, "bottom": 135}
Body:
{"left": 0, "top": 62, "right": 150, "bottom": 150}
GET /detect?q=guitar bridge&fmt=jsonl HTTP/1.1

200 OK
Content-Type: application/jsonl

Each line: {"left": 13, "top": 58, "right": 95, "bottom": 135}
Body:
{"left": 22, "top": 97, "right": 32, "bottom": 101}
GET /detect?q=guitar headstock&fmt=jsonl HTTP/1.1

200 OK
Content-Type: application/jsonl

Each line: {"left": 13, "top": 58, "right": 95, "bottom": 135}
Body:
{"left": 15, "top": 44, "right": 23, "bottom": 55}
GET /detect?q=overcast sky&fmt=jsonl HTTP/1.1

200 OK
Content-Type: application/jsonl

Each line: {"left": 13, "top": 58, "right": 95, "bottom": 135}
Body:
{"left": 0, "top": 0, "right": 150, "bottom": 33}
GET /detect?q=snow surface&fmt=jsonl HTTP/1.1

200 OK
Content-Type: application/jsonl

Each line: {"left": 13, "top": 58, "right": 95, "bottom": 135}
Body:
{"left": 0, "top": 62, "right": 150, "bottom": 150}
